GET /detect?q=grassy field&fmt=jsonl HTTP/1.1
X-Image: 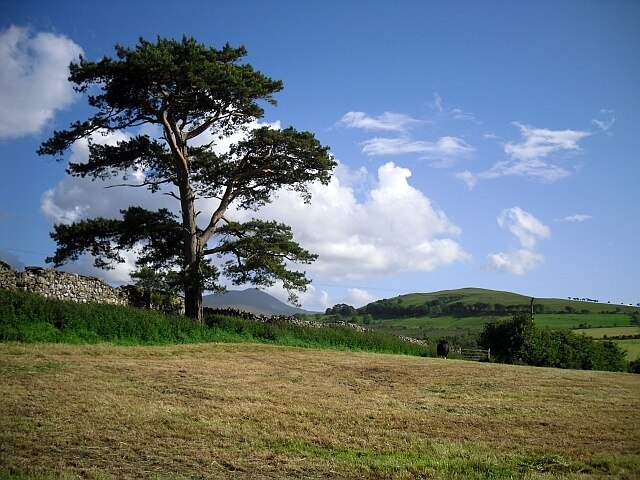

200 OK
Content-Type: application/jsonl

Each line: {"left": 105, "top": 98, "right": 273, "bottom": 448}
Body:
{"left": 572, "top": 327, "right": 640, "bottom": 362}
{"left": 1, "top": 342, "right": 639, "bottom": 479}
{"left": 368, "top": 313, "right": 633, "bottom": 339}
{"left": 612, "top": 340, "right": 640, "bottom": 361}
{"left": 534, "top": 314, "right": 633, "bottom": 330}
{"left": 372, "top": 315, "right": 494, "bottom": 331}
{"left": 572, "top": 326, "right": 640, "bottom": 339}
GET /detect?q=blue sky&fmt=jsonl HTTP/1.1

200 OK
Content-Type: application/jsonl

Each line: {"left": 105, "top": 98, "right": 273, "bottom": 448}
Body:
{"left": 1, "top": 0, "right": 638, "bottom": 310}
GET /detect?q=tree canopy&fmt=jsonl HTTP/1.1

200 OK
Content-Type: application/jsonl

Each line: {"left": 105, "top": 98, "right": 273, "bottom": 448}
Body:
{"left": 38, "top": 36, "right": 336, "bottom": 321}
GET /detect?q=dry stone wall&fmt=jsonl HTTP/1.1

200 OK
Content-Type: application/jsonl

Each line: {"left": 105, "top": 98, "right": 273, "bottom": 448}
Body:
{"left": 0, "top": 261, "right": 127, "bottom": 306}
{"left": 205, "top": 307, "right": 370, "bottom": 332}
{"left": 0, "top": 261, "right": 18, "bottom": 291}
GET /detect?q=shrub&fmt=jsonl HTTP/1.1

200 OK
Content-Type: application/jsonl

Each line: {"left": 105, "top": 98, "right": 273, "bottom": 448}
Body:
{"left": 478, "top": 312, "right": 534, "bottom": 363}
{"left": 479, "top": 312, "right": 628, "bottom": 372}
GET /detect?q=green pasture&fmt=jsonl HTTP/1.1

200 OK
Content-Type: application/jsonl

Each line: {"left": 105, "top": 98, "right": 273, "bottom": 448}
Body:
{"left": 370, "top": 312, "right": 631, "bottom": 334}
{"left": 613, "top": 339, "right": 640, "bottom": 361}
{"left": 372, "top": 315, "right": 497, "bottom": 331}
{"left": 572, "top": 326, "right": 640, "bottom": 338}
{"left": 533, "top": 313, "right": 632, "bottom": 329}
{"left": 572, "top": 326, "right": 640, "bottom": 362}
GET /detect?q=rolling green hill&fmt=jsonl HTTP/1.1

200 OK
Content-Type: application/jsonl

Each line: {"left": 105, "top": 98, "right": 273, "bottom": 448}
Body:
{"left": 361, "top": 287, "right": 637, "bottom": 317}
{"left": 334, "top": 288, "right": 640, "bottom": 352}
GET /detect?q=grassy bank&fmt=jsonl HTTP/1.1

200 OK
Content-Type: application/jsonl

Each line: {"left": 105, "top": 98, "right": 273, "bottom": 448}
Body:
{"left": 0, "top": 289, "right": 431, "bottom": 357}
{"left": 1, "top": 342, "right": 638, "bottom": 479}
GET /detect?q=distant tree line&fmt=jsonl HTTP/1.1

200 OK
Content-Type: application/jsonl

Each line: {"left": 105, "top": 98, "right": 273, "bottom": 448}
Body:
{"left": 324, "top": 304, "right": 373, "bottom": 325}
{"left": 568, "top": 297, "right": 600, "bottom": 302}
{"left": 359, "top": 297, "right": 545, "bottom": 318}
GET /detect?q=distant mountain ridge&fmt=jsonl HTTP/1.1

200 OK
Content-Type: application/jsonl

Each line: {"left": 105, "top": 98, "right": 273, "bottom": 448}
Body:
{"left": 203, "top": 288, "right": 312, "bottom": 316}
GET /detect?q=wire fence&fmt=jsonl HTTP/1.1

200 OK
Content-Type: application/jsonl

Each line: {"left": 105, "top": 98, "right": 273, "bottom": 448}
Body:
{"left": 452, "top": 347, "right": 491, "bottom": 361}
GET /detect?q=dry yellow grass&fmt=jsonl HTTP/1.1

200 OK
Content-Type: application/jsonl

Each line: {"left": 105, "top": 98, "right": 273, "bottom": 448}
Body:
{"left": 1, "top": 342, "right": 639, "bottom": 479}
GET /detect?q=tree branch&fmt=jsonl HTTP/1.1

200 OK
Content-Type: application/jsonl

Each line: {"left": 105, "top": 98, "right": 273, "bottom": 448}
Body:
{"left": 104, "top": 177, "right": 175, "bottom": 189}
{"left": 160, "top": 112, "right": 189, "bottom": 174}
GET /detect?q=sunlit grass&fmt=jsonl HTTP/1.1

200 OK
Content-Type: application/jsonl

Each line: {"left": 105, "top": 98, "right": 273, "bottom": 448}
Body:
{"left": 1, "top": 342, "right": 638, "bottom": 479}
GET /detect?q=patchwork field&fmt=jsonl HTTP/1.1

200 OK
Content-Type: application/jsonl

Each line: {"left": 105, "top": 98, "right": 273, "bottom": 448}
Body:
{"left": 1, "top": 342, "right": 639, "bottom": 479}
{"left": 572, "top": 326, "right": 640, "bottom": 361}
{"left": 369, "top": 313, "right": 635, "bottom": 341}
{"left": 572, "top": 326, "right": 640, "bottom": 339}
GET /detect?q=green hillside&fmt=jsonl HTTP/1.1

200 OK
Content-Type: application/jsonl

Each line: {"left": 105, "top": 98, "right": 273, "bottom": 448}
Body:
{"left": 361, "top": 287, "right": 637, "bottom": 317}
{"left": 339, "top": 288, "right": 640, "bottom": 354}
{"left": 389, "top": 287, "right": 532, "bottom": 307}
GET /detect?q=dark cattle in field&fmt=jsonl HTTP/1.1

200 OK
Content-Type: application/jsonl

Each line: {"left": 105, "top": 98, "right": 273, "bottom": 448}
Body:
{"left": 437, "top": 340, "right": 450, "bottom": 359}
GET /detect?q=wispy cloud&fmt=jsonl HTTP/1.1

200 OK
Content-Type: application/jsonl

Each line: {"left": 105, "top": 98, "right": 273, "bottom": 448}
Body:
{"left": 428, "top": 92, "right": 444, "bottom": 113}
{"left": 497, "top": 207, "right": 550, "bottom": 249}
{"left": 338, "top": 111, "right": 423, "bottom": 133}
{"left": 339, "top": 96, "right": 477, "bottom": 167}
{"left": 457, "top": 122, "right": 591, "bottom": 188}
{"left": 428, "top": 92, "right": 478, "bottom": 123}
{"left": 487, "top": 249, "right": 545, "bottom": 276}
{"left": 487, "top": 207, "right": 550, "bottom": 275}
{"left": 456, "top": 158, "right": 572, "bottom": 188}
{"left": 591, "top": 109, "right": 615, "bottom": 133}
{"left": 563, "top": 214, "right": 593, "bottom": 222}
{"left": 504, "top": 122, "right": 590, "bottom": 161}
{"left": 361, "top": 135, "right": 474, "bottom": 162}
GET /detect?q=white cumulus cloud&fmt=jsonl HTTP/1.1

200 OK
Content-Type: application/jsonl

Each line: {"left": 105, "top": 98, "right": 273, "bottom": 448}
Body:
{"left": 40, "top": 130, "right": 172, "bottom": 226}
{"left": 0, "top": 25, "right": 83, "bottom": 139}
{"left": 239, "top": 161, "right": 470, "bottom": 281}
{"left": 344, "top": 288, "right": 377, "bottom": 307}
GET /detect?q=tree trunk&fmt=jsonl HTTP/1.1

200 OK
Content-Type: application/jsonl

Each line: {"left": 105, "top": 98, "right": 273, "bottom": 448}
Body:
{"left": 176, "top": 155, "right": 204, "bottom": 323}
{"left": 184, "top": 281, "right": 203, "bottom": 324}
{"left": 182, "top": 232, "right": 204, "bottom": 323}
{"left": 182, "top": 220, "right": 204, "bottom": 324}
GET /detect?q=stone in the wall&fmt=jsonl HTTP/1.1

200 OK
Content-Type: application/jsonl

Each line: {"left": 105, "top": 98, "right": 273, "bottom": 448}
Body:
{"left": 0, "top": 262, "right": 185, "bottom": 314}
{"left": 0, "top": 260, "right": 18, "bottom": 291}
{"left": 2, "top": 264, "right": 128, "bottom": 307}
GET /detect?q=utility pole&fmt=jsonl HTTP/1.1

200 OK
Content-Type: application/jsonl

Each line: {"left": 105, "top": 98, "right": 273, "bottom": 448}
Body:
{"left": 530, "top": 297, "right": 535, "bottom": 319}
